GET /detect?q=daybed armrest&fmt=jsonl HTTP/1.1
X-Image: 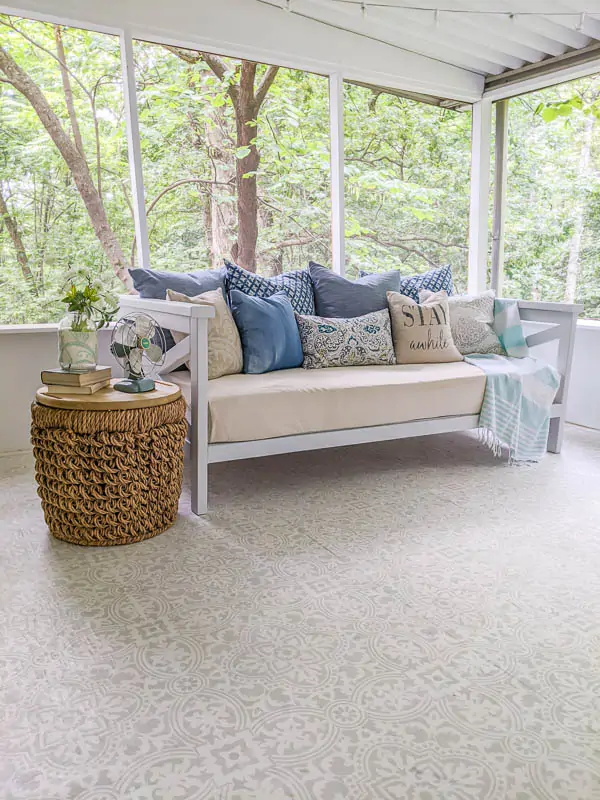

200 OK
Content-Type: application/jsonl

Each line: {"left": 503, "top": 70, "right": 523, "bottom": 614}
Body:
{"left": 118, "top": 295, "right": 215, "bottom": 328}
{"left": 117, "top": 294, "right": 214, "bottom": 374}
{"left": 511, "top": 298, "right": 583, "bottom": 453}
{"left": 512, "top": 300, "right": 582, "bottom": 391}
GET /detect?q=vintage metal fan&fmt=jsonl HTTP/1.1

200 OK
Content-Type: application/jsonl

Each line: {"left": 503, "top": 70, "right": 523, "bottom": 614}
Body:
{"left": 110, "top": 313, "right": 166, "bottom": 393}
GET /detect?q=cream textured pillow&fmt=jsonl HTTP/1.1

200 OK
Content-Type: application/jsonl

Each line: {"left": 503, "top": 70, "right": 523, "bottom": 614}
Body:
{"left": 167, "top": 288, "right": 243, "bottom": 380}
{"left": 386, "top": 291, "right": 463, "bottom": 364}
{"left": 420, "top": 289, "right": 504, "bottom": 356}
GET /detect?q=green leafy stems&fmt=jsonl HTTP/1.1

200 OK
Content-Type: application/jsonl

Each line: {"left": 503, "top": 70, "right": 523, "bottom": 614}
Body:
{"left": 61, "top": 278, "right": 117, "bottom": 332}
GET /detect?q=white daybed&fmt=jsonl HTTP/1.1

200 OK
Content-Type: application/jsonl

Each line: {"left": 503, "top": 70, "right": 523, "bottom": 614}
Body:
{"left": 118, "top": 295, "right": 582, "bottom": 515}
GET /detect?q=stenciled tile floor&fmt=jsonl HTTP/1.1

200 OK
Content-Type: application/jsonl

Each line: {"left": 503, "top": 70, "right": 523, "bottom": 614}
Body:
{"left": 2, "top": 425, "right": 600, "bottom": 799}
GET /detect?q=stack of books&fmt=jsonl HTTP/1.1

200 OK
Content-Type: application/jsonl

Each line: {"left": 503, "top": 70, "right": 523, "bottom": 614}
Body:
{"left": 41, "top": 367, "right": 112, "bottom": 396}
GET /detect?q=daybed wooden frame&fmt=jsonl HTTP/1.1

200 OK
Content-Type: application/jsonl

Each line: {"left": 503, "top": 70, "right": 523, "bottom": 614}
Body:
{"left": 118, "top": 296, "right": 582, "bottom": 515}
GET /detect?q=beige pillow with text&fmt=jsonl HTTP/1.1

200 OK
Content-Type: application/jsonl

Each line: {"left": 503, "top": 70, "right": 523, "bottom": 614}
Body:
{"left": 167, "top": 288, "right": 243, "bottom": 380}
{"left": 386, "top": 291, "right": 463, "bottom": 364}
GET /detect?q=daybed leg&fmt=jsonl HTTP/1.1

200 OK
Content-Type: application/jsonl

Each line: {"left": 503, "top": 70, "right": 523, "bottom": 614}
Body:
{"left": 191, "top": 456, "right": 208, "bottom": 515}
{"left": 547, "top": 415, "right": 564, "bottom": 454}
{"left": 190, "top": 316, "right": 209, "bottom": 515}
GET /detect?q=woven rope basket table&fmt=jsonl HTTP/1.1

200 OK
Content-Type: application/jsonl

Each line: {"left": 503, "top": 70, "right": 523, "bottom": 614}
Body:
{"left": 31, "top": 380, "right": 187, "bottom": 546}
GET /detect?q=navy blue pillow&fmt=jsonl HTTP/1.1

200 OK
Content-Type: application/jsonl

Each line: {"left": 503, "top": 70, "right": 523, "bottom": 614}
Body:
{"left": 225, "top": 261, "right": 315, "bottom": 315}
{"left": 129, "top": 267, "right": 226, "bottom": 350}
{"left": 308, "top": 262, "right": 401, "bottom": 318}
{"left": 229, "top": 290, "right": 303, "bottom": 374}
{"left": 358, "top": 265, "right": 454, "bottom": 303}
{"left": 129, "top": 267, "right": 226, "bottom": 299}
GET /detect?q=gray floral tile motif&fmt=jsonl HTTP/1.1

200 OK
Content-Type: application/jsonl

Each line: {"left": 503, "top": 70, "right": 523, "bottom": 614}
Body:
{"left": 2, "top": 426, "right": 600, "bottom": 799}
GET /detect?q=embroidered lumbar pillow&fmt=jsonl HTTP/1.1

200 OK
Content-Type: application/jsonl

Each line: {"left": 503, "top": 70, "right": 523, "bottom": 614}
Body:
{"left": 386, "top": 291, "right": 462, "bottom": 364}
{"left": 295, "top": 308, "right": 396, "bottom": 369}
{"left": 420, "top": 289, "right": 504, "bottom": 356}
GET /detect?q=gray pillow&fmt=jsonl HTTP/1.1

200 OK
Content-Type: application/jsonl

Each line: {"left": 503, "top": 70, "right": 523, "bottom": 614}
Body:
{"left": 295, "top": 309, "right": 396, "bottom": 369}
{"left": 129, "top": 267, "right": 226, "bottom": 351}
{"left": 308, "top": 262, "right": 401, "bottom": 318}
{"left": 129, "top": 267, "right": 226, "bottom": 299}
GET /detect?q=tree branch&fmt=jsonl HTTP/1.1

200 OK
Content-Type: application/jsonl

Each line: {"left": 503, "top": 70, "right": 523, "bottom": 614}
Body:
{"left": 162, "top": 44, "right": 201, "bottom": 65}
{"left": 146, "top": 177, "right": 234, "bottom": 216}
{"left": 0, "top": 44, "right": 132, "bottom": 288}
{"left": 349, "top": 232, "right": 439, "bottom": 267}
{"left": 0, "top": 185, "right": 38, "bottom": 292}
{"left": 255, "top": 65, "right": 279, "bottom": 110}
{"left": 165, "top": 45, "right": 241, "bottom": 108}
{"left": 0, "top": 18, "right": 92, "bottom": 100}
{"left": 54, "top": 25, "right": 84, "bottom": 157}
{"left": 129, "top": 177, "right": 235, "bottom": 264}
{"left": 395, "top": 235, "right": 467, "bottom": 250}
{"left": 259, "top": 234, "right": 323, "bottom": 256}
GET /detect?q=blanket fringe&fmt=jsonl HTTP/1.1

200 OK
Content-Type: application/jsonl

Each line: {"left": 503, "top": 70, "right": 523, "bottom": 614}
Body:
{"left": 476, "top": 427, "right": 511, "bottom": 461}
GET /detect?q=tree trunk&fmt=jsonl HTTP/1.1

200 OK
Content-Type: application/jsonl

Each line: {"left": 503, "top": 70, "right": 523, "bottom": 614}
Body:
{"left": 234, "top": 64, "right": 260, "bottom": 271}
{"left": 204, "top": 105, "right": 236, "bottom": 266}
{"left": 564, "top": 114, "right": 594, "bottom": 304}
{"left": 0, "top": 186, "right": 38, "bottom": 292}
{"left": 165, "top": 48, "right": 279, "bottom": 273}
{"left": 0, "top": 45, "right": 132, "bottom": 290}
{"left": 54, "top": 26, "right": 85, "bottom": 158}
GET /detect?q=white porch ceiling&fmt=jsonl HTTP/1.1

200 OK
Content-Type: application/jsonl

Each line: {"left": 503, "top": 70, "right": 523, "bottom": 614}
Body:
{"left": 257, "top": 0, "right": 600, "bottom": 84}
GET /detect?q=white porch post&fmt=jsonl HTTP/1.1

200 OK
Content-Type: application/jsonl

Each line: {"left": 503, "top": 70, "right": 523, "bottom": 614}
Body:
{"left": 468, "top": 98, "right": 492, "bottom": 294}
{"left": 329, "top": 73, "right": 345, "bottom": 275}
{"left": 491, "top": 99, "right": 509, "bottom": 295}
{"left": 120, "top": 30, "right": 151, "bottom": 269}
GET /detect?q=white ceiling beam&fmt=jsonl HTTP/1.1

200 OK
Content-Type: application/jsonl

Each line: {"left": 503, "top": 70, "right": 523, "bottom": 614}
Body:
{"left": 482, "top": 0, "right": 591, "bottom": 49}
{"left": 460, "top": 14, "right": 567, "bottom": 58}
{"left": 545, "top": 2, "right": 600, "bottom": 40}
{"left": 0, "top": 0, "right": 485, "bottom": 102}
{"left": 484, "top": 41, "right": 600, "bottom": 100}
{"left": 540, "top": 14, "right": 600, "bottom": 43}
{"left": 290, "top": 0, "right": 506, "bottom": 74}
{"left": 384, "top": 7, "right": 536, "bottom": 66}
{"left": 521, "top": 16, "right": 590, "bottom": 48}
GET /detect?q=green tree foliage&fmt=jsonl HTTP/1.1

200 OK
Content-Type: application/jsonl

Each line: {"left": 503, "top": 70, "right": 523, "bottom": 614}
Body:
{"left": 344, "top": 85, "right": 472, "bottom": 288}
{"left": 2, "top": 15, "right": 599, "bottom": 325}
{"left": 504, "top": 77, "right": 600, "bottom": 316}
{"left": 133, "top": 43, "right": 332, "bottom": 276}
{"left": 0, "top": 17, "right": 133, "bottom": 323}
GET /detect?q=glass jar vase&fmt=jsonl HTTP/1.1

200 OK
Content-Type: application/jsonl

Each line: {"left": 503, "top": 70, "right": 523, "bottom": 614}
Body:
{"left": 58, "top": 312, "right": 98, "bottom": 372}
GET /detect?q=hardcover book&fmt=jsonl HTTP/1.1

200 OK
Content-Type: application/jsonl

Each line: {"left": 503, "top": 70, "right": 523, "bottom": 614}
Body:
{"left": 41, "top": 366, "right": 111, "bottom": 386}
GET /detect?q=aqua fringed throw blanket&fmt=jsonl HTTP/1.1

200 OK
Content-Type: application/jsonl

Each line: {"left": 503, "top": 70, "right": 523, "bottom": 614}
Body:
{"left": 465, "top": 354, "right": 560, "bottom": 462}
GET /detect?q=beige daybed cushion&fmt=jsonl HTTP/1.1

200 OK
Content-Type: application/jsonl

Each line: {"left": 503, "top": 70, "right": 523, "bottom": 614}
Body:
{"left": 169, "top": 362, "right": 486, "bottom": 445}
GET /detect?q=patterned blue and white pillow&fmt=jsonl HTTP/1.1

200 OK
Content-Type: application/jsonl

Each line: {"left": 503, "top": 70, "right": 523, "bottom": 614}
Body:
{"left": 359, "top": 265, "right": 454, "bottom": 303}
{"left": 295, "top": 309, "right": 396, "bottom": 369}
{"left": 225, "top": 261, "right": 315, "bottom": 315}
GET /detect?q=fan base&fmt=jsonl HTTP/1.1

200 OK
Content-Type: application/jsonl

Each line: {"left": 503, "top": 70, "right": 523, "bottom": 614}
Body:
{"left": 113, "top": 377, "right": 156, "bottom": 394}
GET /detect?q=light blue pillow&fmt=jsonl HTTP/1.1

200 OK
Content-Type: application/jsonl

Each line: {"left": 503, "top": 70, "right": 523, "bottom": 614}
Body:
{"left": 229, "top": 290, "right": 303, "bottom": 374}
{"left": 358, "top": 265, "right": 454, "bottom": 303}
{"left": 308, "top": 262, "right": 401, "bottom": 318}
{"left": 225, "top": 261, "right": 315, "bottom": 315}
